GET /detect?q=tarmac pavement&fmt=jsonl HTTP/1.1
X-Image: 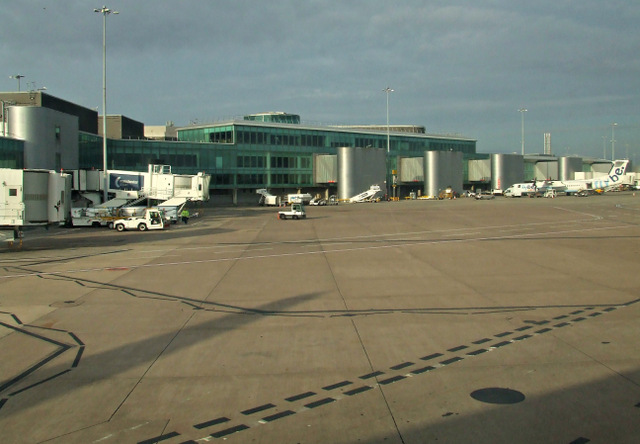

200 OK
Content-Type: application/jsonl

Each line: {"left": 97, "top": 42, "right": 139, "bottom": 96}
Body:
{"left": 1, "top": 194, "right": 639, "bottom": 443}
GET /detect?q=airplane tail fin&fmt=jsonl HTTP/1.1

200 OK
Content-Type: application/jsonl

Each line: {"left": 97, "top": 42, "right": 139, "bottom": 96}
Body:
{"left": 609, "top": 160, "right": 630, "bottom": 177}
{"left": 600, "top": 160, "right": 631, "bottom": 188}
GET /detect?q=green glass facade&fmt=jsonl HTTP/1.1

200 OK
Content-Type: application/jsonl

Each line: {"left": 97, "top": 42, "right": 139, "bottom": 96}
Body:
{"left": 0, "top": 136, "right": 24, "bottom": 169}
{"left": 77, "top": 121, "right": 476, "bottom": 191}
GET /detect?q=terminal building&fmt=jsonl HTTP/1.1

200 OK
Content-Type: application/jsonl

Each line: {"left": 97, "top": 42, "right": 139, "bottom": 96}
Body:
{"left": 0, "top": 91, "right": 618, "bottom": 204}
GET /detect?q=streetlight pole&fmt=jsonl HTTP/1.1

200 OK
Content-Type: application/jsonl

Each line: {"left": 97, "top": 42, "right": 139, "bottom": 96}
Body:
{"left": 9, "top": 75, "right": 25, "bottom": 91}
{"left": 94, "top": 5, "right": 118, "bottom": 203}
{"left": 383, "top": 87, "right": 394, "bottom": 199}
{"left": 518, "top": 108, "right": 527, "bottom": 155}
{"left": 611, "top": 123, "right": 617, "bottom": 161}
{"left": 602, "top": 136, "right": 607, "bottom": 160}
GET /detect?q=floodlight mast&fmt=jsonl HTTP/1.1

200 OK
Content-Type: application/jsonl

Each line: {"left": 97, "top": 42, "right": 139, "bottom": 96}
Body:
{"left": 611, "top": 122, "right": 617, "bottom": 160}
{"left": 94, "top": 6, "right": 118, "bottom": 203}
{"left": 9, "top": 75, "right": 25, "bottom": 91}
{"left": 383, "top": 87, "right": 394, "bottom": 199}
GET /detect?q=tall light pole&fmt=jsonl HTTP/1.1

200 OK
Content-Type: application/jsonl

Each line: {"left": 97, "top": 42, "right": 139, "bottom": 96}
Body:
{"left": 611, "top": 122, "right": 617, "bottom": 161}
{"left": 94, "top": 5, "right": 118, "bottom": 203}
{"left": 602, "top": 136, "right": 607, "bottom": 160}
{"left": 518, "top": 108, "right": 527, "bottom": 155}
{"left": 383, "top": 87, "right": 394, "bottom": 199}
{"left": 9, "top": 75, "right": 25, "bottom": 91}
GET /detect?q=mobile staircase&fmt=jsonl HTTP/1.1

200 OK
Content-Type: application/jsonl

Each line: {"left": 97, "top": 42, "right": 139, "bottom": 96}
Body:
{"left": 349, "top": 185, "right": 382, "bottom": 203}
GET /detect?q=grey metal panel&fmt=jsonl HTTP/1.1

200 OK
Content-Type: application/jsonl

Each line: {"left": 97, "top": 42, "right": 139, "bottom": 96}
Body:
{"left": 491, "top": 153, "right": 523, "bottom": 191}
{"left": 558, "top": 157, "right": 583, "bottom": 180}
{"left": 398, "top": 157, "right": 423, "bottom": 183}
{"left": 590, "top": 162, "right": 611, "bottom": 174}
{"left": 23, "top": 171, "right": 49, "bottom": 222}
{"left": 337, "top": 147, "right": 385, "bottom": 200}
{"left": 8, "top": 106, "right": 79, "bottom": 170}
{"left": 314, "top": 154, "right": 337, "bottom": 184}
{"left": 534, "top": 161, "right": 558, "bottom": 180}
{"left": 467, "top": 159, "right": 491, "bottom": 181}
{"left": 424, "top": 151, "right": 463, "bottom": 197}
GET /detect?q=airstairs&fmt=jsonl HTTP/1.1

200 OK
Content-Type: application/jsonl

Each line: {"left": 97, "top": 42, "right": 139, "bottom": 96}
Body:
{"left": 349, "top": 185, "right": 382, "bottom": 203}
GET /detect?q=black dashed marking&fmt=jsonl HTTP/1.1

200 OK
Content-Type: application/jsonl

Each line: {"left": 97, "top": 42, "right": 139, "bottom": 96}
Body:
{"left": 390, "top": 361, "right": 414, "bottom": 370}
{"left": 378, "top": 375, "right": 406, "bottom": 385}
{"left": 466, "top": 349, "right": 488, "bottom": 356}
{"left": 322, "top": 380, "right": 352, "bottom": 391}
{"left": 420, "top": 352, "right": 444, "bottom": 361}
{"left": 210, "top": 424, "right": 250, "bottom": 438}
{"left": 570, "top": 310, "right": 584, "bottom": 315}
{"left": 440, "top": 357, "right": 463, "bottom": 366}
{"left": 285, "top": 391, "right": 316, "bottom": 402}
{"left": 359, "top": 370, "right": 384, "bottom": 380}
{"left": 492, "top": 341, "right": 511, "bottom": 348}
{"left": 513, "top": 334, "right": 532, "bottom": 341}
{"left": 262, "top": 410, "right": 296, "bottom": 422}
{"left": 535, "top": 327, "right": 552, "bottom": 334}
{"left": 495, "top": 331, "right": 512, "bottom": 338}
{"left": 241, "top": 403, "right": 276, "bottom": 415}
{"left": 136, "top": 431, "right": 180, "bottom": 444}
{"left": 344, "top": 385, "right": 373, "bottom": 396}
{"left": 569, "top": 437, "right": 590, "bottom": 444}
{"left": 304, "top": 397, "right": 336, "bottom": 409}
{"left": 603, "top": 307, "right": 616, "bottom": 312}
{"left": 553, "top": 315, "right": 569, "bottom": 320}
{"left": 472, "top": 338, "right": 491, "bottom": 344}
{"left": 194, "top": 416, "right": 230, "bottom": 429}
{"left": 447, "top": 345, "right": 468, "bottom": 352}
{"left": 573, "top": 317, "right": 586, "bottom": 322}
{"left": 411, "top": 366, "right": 436, "bottom": 375}
{"left": 554, "top": 322, "right": 570, "bottom": 328}
{"left": 589, "top": 312, "right": 601, "bottom": 317}
{"left": 515, "top": 325, "right": 533, "bottom": 331}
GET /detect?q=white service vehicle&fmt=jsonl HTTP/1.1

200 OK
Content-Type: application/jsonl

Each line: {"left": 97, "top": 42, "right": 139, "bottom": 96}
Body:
{"left": 113, "top": 209, "right": 165, "bottom": 232}
{"left": 285, "top": 193, "right": 312, "bottom": 204}
{"left": 277, "top": 203, "right": 307, "bottom": 220}
{"left": 504, "top": 183, "right": 537, "bottom": 197}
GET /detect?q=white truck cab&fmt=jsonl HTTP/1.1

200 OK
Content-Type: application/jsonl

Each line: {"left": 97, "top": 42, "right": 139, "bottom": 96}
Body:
{"left": 113, "top": 209, "right": 165, "bottom": 232}
{"left": 278, "top": 203, "right": 307, "bottom": 220}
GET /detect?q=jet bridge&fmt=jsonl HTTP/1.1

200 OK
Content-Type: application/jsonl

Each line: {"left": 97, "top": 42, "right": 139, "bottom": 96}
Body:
{"left": 1, "top": 168, "right": 72, "bottom": 245}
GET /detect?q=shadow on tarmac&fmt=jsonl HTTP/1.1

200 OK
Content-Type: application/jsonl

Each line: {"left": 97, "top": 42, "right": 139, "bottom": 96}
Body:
{"left": 352, "top": 367, "right": 640, "bottom": 444}
{"left": 0, "top": 291, "right": 319, "bottom": 421}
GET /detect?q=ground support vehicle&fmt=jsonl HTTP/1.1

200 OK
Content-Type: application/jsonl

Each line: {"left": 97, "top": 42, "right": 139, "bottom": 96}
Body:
{"left": 285, "top": 193, "right": 312, "bottom": 204}
{"left": 349, "top": 185, "right": 382, "bottom": 203}
{"left": 256, "top": 189, "right": 281, "bottom": 206}
{"left": 278, "top": 203, "right": 306, "bottom": 220}
{"left": 71, "top": 207, "right": 120, "bottom": 227}
{"left": 475, "top": 191, "right": 495, "bottom": 200}
{"left": 113, "top": 209, "right": 165, "bottom": 232}
{"left": 309, "top": 197, "right": 326, "bottom": 206}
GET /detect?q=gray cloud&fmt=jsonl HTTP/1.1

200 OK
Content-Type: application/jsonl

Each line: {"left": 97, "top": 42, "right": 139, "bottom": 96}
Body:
{"left": 2, "top": 0, "right": 639, "bottom": 160}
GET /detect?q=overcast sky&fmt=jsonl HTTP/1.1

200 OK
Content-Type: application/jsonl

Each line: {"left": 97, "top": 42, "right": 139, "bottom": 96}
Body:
{"left": 2, "top": 1, "right": 639, "bottom": 161}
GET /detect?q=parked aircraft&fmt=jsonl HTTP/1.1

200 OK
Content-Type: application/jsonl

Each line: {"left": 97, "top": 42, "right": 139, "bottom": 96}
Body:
{"left": 504, "top": 160, "right": 630, "bottom": 196}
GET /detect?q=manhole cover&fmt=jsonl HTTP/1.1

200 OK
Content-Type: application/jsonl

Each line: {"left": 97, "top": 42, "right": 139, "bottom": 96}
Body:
{"left": 470, "top": 387, "right": 525, "bottom": 404}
